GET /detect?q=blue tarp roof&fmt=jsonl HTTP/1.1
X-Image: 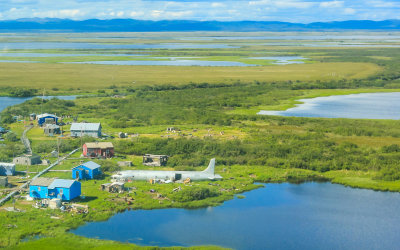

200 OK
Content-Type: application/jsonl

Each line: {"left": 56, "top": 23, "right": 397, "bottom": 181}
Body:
{"left": 48, "top": 179, "right": 76, "bottom": 189}
{"left": 81, "top": 161, "right": 101, "bottom": 170}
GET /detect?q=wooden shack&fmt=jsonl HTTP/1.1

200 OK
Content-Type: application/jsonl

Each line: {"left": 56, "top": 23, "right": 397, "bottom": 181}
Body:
{"left": 13, "top": 154, "right": 41, "bottom": 166}
{"left": 143, "top": 154, "right": 168, "bottom": 167}
{"left": 101, "top": 182, "right": 125, "bottom": 193}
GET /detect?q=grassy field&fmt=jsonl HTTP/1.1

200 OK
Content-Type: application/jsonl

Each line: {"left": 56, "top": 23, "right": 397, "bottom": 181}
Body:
{"left": 0, "top": 62, "right": 380, "bottom": 92}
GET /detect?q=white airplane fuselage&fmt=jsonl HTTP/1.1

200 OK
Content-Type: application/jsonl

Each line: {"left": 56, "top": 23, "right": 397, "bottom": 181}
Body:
{"left": 112, "top": 158, "right": 222, "bottom": 182}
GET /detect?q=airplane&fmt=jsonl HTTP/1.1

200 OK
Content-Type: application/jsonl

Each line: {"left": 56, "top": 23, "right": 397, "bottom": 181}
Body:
{"left": 111, "top": 158, "right": 222, "bottom": 182}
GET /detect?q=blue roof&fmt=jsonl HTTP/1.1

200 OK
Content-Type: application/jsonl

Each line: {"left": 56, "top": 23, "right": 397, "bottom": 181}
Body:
{"left": 80, "top": 161, "right": 101, "bottom": 170}
{"left": 48, "top": 179, "right": 76, "bottom": 189}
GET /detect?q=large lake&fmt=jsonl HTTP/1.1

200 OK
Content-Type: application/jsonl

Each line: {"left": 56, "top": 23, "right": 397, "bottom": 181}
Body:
{"left": 71, "top": 182, "right": 400, "bottom": 250}
{"left": 259, "top": 92, "right": 400, "bottom": 119}
{"left": 0, "top": 96, "right": 76, "bottom": 112}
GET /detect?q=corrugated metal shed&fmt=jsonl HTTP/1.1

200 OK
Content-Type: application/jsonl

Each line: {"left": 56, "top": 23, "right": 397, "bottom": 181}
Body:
{"left": 30, "top": 177, "right": 56, "bottom": 187}
{"left": 70, "top": 123, "right": 101, "bottom": 131}
{"left": 48, "top": 179, "right": 75, "bottom": 189}
{"left": 81, "top": 161, "right": 101, "bottom": 170}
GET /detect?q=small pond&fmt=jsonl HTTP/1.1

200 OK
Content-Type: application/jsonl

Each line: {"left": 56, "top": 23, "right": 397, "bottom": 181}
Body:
{"left": 0, "top": 96, "right": 76, "bottom": 112}
{"left": 71, "top": 182, "right": 400, "bottom": 250}
{"left": 259, "top": 92, "right": 400, "bottom": 119}
{"left": 248, "top": 56, "right": 307, "bottom": 64}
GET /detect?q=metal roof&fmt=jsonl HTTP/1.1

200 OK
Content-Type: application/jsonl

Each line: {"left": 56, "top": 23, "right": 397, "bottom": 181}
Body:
{"left": 0, "top": 162, "right": 15, "bottom": 167}
{"left": 84, "top": 142, "right": 113, "bottom": 149}
{"left": 80, "top": 161, "right": 101, "bottom": 170}
{"left": 70, "top": 123, "right": 101, "bottom": 131}
{"left": 30, "top": 177, "right": 56, "bottom": 187}
{"left": 37, "top": 113, "right": 57, "bottom": 119}
{"left": 48, "top": 179, "right": 76, "bottom": 189}
{"left": 44, "top": 124, "right": 60, "bottom": 129}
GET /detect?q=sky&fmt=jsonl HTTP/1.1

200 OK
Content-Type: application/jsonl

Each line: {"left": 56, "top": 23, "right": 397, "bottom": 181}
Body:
{"left": 0, "top": 0, "right": 399, "bottom": 22}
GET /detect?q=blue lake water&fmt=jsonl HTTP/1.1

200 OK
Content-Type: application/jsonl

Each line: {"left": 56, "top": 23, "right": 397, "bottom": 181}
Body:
{"left": 71, "top": 182, "right": 400, "bottom": 250}
{"left": 67, "top": 60, "right": 254, "bottom": 66}
{"left": 0, "top": 42, "right": 238, "bottom": 50}
{"left": 0, "top": 96, "right": 76, "bottom": 112}
{"left": 0, "top": 52, "right": 145, "bottom": 57}
{"left": 248, "top": 56, "right": 306, "bottom": 64}
{"left": 259, "top": 92, "right": 400, "bottom": 119}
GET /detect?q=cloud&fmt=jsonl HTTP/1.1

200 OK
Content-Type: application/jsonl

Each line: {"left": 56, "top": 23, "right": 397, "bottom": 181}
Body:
{"left": 320, "top": 1, "right": 344, "bottom": 8}
{"left": 344, "top": 7, "right": 356, "bottom": 14}
{"left": 0, "top": 0, "right": 399, "bottom": 22}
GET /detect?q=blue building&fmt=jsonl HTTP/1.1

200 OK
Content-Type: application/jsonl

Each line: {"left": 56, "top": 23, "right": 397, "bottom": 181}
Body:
{"left": 37, "top": 113, "right": 58, "bottom": 126}
{"left": 29, "top": 177, "right": 81, "bottom": 201}
{"left": 72, "top": 161, "right": 101, "bottom": 180}
{"left": 0, "top": 163, "right": 15, "bottom": 176}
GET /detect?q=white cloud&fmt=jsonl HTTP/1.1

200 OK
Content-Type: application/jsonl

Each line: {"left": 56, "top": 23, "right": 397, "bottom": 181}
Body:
{"left": 344, "top": 8, "right": 356, "bottom": 14}
{"left": 211, "top": 2, "right": 225, "bottom": 8}
{"left": 0, "top": 0, "right": 399, "bottom": 22}
{"left": 320, "top": 1, "right": 344, "bottom": 8}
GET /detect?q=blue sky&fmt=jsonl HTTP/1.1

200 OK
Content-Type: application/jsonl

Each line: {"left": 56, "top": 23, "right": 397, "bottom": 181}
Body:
{"left": 0, "top": 0, "right": 399, "bottom": 22}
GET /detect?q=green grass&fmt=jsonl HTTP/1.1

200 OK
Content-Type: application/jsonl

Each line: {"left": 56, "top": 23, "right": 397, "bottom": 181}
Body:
{"left": 0, "top": 62, "right": 381, "bottom": 94}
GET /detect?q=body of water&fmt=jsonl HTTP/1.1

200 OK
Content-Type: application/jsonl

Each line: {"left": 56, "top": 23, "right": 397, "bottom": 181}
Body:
{"left": 0, "top": 52, "right": 145, "bottom": 57}
{"left": 67, "top": 60, "right": 254, "bottom": 66}
{"left": 0, "top": 42, "right": 237, "bottom": 50}
{"left": 248, "top": 56, "right": 307, "bottom": 64}
{"left": 71, "top": 182, "right": 400, "bottom": 250}
{"left": 0, "top": 96, "right": 76, "bottom": 112}
{"left": 259, "top": 92, "right": 400, "bottom": 119}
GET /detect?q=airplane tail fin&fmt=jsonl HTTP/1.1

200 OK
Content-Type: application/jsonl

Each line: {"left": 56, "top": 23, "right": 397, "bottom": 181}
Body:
{"left": 203, "top": 158, "right": 216, "bottom": 174}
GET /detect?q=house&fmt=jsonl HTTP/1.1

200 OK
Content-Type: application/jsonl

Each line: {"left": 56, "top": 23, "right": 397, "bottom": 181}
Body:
{"left": 48, "top": 179, "right": 81, "bottom": 201}
{"left": 143, "top": 154, "right": 168, "bottom": 167}
{"left": 101, "top": 182, "right": 125, "bottom": 193}
{"left": 0, "top": 177, "right": 7, "bottom": 187}
{"left": 29, "top": 177, "right": 56, "bottom": 199}
{"left": 0, "top": 162, "right": 15, "bottom": 176}
{"left": 0, "top": 127, "right": 7, "bottom": 134}
{"left": 43, "top": 124, "right": 61, "bottom": 136}
{"left": 37, "top": 113, "right": 58, "bottom": 126}
{"left": 29, "top": 177, "right": 81, "bottom": 201}
{"left": 13, "top": 154, "right": 41, "bottom": 166}
{"left": 72, "top": 161, "right": 101, "bottom": 180}
{"left": 70, "top": 123, "right": 102, "bottom": 138}
{"left": 83, "top": 142, "right": 114, "bottom": 158}
{"left": 29, "top": 113, "right": 36, "bottom": 121}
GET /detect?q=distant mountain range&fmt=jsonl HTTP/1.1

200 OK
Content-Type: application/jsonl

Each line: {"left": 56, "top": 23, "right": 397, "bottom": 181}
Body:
{"left": 0, "top": 18, "right": 400, "bottom": 32}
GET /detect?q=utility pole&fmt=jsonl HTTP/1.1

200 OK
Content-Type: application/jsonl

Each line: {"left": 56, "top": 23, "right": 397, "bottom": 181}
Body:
{"left": 57, "top": 137, "right": 60, "bottom": 161}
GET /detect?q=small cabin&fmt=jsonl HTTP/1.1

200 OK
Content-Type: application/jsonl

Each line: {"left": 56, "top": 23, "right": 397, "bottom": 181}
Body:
{"left": 48, "top": 179, "right": 81, "bottom": 201}
{"left": 143, "top": 154, "right": 168, "bottom": 167}
{"left": 0, "top": 162, "right": 15, "bottom": 176}
{"left": 37, "top": 113, "right": 58, "bottom": 126}
{"left": 29, "top": 177, "right": 81, "bottom": 201}
{"left": 0, "top": 176, "right": 7, "bottom": 187}
{"left": 29, "top": 177, "right": 56, "bottom": 199}
{"left": 70, "top": 123, "right": 102, "bottom": 138}
{"left": 101, "top": 182, "right": 125, "bottom": 193}
{"left": 83, "top": 142, "right": 114, "bottom": 158}
{"left": 72, "top": 161, "right": 101, "bottom": 180}
{"left": 44, "top": 124, "right": 61, "bottom": 136}
{"left": 13, "top": 154, "right": 41, "bottom": 166}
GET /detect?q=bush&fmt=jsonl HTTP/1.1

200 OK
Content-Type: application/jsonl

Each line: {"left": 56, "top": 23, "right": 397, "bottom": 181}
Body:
{"left": 171, "top": 187, "right": 219, "bottom": 202}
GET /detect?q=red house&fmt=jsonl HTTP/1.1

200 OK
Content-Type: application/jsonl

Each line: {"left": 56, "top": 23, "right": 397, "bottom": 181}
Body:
{"left": 83, "top": 142, "right": 114, "bottom": 158}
